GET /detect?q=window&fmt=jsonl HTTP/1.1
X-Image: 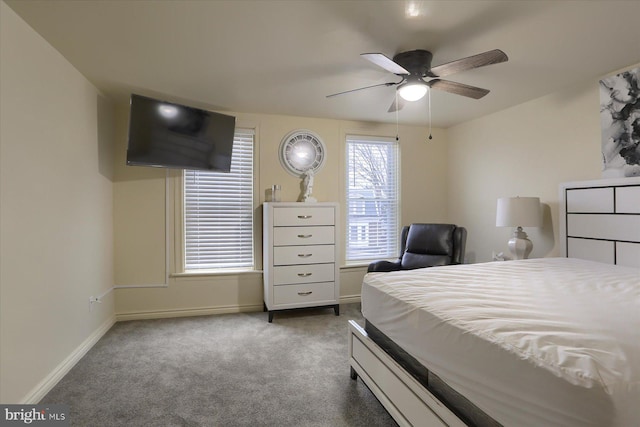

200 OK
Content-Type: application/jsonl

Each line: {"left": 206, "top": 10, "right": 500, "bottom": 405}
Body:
{"left": 184, "top": 130, "right": 254, "bottom": 271}
{"left": 346, "top": 135, "right": 399, "bottom": 262}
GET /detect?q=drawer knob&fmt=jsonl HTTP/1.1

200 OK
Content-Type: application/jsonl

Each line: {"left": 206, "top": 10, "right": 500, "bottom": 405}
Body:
{"left": 297, "top": 215, "right": 313, "bottom": 219}
{"left": 297, "top": 234, "right": 312, "bottom": 238}
{"left": 297, "top": 291, "right": 313, "bottom": 296}
{"left": 298, "top": 253, "right": 313, "bottom": 258}
{"left": 297, "top": 273, "right": 312, "bottom": 277}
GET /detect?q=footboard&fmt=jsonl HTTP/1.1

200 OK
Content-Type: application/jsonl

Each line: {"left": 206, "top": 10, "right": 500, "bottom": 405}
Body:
{"left": 348, "top": 320, "right": 465, "bottom": 427}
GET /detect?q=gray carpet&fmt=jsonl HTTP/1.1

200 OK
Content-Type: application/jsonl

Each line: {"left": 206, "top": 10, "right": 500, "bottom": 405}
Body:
{"left": 40, "top": 304, "right": 397, "bottom": 426}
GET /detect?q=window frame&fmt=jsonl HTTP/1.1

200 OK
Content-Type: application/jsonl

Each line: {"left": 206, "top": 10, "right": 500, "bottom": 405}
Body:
{"left": 344, "top": 134, "right": 400, "bottom": 265}
{"left": 175, "top": 128, "right": 258, "bottom": 275}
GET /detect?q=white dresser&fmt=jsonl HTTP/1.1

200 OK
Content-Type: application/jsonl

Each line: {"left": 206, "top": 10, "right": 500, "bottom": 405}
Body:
{"left": 263, "top": 202, "right": 340, "bottom": 322}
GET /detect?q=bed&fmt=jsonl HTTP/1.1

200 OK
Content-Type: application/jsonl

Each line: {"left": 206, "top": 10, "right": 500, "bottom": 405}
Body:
{"left": 348, "top": 177, "right": 640, "bottom": 427}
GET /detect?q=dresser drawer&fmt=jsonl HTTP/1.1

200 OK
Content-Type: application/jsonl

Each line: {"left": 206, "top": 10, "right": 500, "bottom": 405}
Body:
{"left": 273, "top": 263, "right": 335, "bottom": 285}
{"left": 273, "top": 226, "right": 335, "bottom": 246}
{"left": 273, "top": 245, "right": 335, "bottom": 265}
{"left": 273, "top": 206, "right": 334, "bottom": 226}
{"left": 273, "top": 282, "right": 336, "bottom": 306}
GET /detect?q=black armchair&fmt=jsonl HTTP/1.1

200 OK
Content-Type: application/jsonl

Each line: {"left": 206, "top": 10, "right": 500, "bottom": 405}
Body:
{"left": 367, "top": 223, "right": 467, "bottom": 273}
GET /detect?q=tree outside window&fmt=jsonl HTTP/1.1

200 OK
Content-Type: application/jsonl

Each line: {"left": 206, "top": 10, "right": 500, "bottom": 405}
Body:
{"left": 346, "top": 136, "right": 399, "bottom": 262}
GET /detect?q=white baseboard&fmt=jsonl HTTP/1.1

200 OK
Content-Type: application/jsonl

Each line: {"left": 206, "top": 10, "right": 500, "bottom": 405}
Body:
{"left": 340, "top": 294, "right": 361, "bottom": 305}
{"left": 115, "top": 303, "right": 265, "bottom": 322}
{"left": 21, "top": 315, "right": 116, "bottom": 404}
{"left": 116, "top": 298, "right": 362, "bottom": 322}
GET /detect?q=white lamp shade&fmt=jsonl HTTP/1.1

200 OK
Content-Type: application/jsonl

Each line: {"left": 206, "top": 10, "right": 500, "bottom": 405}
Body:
{"left": 496, "top": 197, "right": 542, "bottom": 228}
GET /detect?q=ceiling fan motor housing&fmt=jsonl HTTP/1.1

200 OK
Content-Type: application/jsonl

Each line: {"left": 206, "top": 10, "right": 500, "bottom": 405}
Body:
{"left": 392, "top": 50, "right": 433, "bottom": 77}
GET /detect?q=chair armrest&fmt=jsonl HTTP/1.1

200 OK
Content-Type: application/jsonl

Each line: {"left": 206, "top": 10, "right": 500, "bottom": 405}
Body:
{"left": 367, "top": 260, "right": 402, "bottom": 273}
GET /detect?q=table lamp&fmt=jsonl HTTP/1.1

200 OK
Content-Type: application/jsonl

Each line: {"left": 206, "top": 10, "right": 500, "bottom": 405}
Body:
{"left": 496, "top": 197, "right": 542, "bottom": 260}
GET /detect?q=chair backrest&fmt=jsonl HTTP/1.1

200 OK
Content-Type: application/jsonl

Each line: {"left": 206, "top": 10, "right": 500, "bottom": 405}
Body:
{"left": 399, "top": 223, "right": 467, "bottom": 269}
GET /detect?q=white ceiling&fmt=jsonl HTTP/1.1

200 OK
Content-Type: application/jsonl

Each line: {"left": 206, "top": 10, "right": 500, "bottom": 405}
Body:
{"left": 6, "top": 0, "right": 640, "bottom": 128}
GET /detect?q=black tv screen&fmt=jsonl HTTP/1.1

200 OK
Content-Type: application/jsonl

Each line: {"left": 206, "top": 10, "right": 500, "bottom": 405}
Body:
{"left": 126, "top": 94, "right": 235, "bottom": 172}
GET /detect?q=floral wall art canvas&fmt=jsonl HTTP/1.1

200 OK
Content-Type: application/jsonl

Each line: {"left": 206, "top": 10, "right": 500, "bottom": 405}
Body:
{"left": 599, "top": 66, "right": 640, "bottom": 178}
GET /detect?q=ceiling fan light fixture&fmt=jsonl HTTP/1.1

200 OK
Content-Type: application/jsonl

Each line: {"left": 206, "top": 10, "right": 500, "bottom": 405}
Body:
{"left": 398, "top": 82, "right": 428, "bottom": 101}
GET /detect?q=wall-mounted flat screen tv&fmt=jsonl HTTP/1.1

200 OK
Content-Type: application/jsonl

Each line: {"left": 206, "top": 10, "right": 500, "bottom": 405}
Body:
{"left": 126, "top": 94, "right": 236, "bottom": 172}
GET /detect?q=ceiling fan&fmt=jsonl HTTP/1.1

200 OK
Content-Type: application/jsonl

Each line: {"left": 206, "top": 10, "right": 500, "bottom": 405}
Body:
{"left": 327, "top": 49, "right": 508, "bottom": 112}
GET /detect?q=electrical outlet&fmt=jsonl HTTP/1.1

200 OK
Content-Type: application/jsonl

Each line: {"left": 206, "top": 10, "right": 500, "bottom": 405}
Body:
{"left": 492, "top": 251, "right": 506, "bottom": 261}
{"left": 89, "top": 296, "right": 101, "bottom": 312}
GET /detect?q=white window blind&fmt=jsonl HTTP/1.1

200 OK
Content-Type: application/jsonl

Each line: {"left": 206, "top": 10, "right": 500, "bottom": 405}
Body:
{"left": 184, "top": 130, "right": 254, "bottom": 271}
{"left": 346, "top": 135, "right": 399, "bottom": 262}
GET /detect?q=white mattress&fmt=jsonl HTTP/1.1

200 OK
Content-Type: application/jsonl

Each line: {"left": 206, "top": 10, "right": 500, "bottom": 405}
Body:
{"left": 361, "top": 258, "right": 640, "bottom": 427}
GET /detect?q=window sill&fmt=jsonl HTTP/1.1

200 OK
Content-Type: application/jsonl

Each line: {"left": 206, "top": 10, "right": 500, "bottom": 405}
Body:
{"left": 341, "top": 262, "right": 371, "bottom": 269}
{"left": 172, "top": 269, "right": 263, "bottom": 278}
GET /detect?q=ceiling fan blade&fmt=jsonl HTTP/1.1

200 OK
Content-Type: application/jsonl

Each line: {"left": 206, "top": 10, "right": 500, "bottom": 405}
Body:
{"left": 428, "top": 49, "right": 508, "bottom": 78}
{"left": 428, "top": 79, "right": 490, "bottom": 99}
{"left": 361, "top": 53, "right": 410, "bottom": 75}
{"left": 326, "top": 81, "right": 399, "bottom": 98}
{"left": 387, "top": 96, "right": 405, "bottom": 113}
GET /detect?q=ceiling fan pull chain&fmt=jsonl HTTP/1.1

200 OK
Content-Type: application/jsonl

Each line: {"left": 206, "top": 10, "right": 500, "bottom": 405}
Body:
{"left": 428, "top": 87, "right": 433, "bottom": 141}
{"left": 395, "top": 91, "right": 400, "bottom": 141}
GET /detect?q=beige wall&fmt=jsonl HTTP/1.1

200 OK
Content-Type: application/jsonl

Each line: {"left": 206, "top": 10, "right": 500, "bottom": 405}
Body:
{"left": 113, "top": 108, "right": 447, "bottom": 319}
{"left": 446, "top": 63, "right": 640, "bottom": 263}
{"left": 0, "top": 2, "right": 115, "bottom": 403}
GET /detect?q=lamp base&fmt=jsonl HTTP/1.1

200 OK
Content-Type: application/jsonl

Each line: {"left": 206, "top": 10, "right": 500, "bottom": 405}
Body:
{"left": 508, "top": 227, "right": 533, "bottom": 260}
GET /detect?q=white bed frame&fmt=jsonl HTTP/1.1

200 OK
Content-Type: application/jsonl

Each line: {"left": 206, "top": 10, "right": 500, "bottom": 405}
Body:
{"left": 349, "top": 177, "right": 640, "bottom": 427}
{"left": 348, "top": 321, "right": 465, "bottom": 427}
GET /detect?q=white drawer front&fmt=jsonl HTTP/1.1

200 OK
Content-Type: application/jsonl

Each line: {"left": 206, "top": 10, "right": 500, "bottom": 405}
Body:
{"left": 273, "top": 207, "right": 334, "bottom": 226}
{"left": 273, "top": 245, "right": 335, "bottom": 265}
{"left": 273, "top": 263, "right": 334, "bottom": 285}
{"left": 273, "top": 282, "right": 335, "bottom": 306}
{"left": 273, "top": 226, "right": 335, "bottom": 246}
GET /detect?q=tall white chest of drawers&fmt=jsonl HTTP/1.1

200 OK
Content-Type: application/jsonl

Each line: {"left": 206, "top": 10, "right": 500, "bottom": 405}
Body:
{"left": 263, "top": 202, "right": 340, "bottom": 322}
